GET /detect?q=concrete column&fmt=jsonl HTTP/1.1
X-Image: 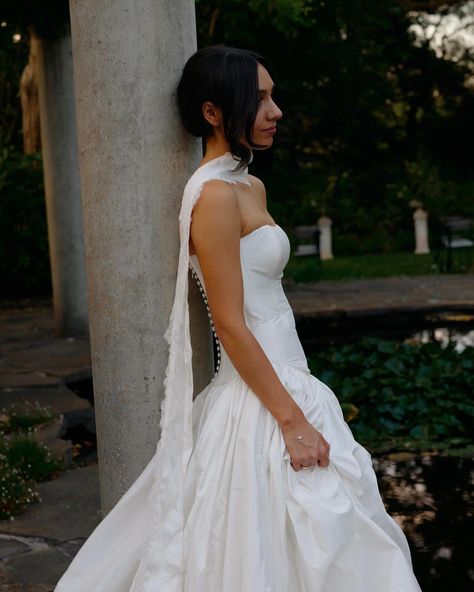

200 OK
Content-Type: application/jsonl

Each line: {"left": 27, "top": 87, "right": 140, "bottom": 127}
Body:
{"left": 318, "top": 216, "right": 334, "bottom": 260}
{"left": 69, "top": 0, "right": 205, "bottom": 514}
{"left": 31, "top": 27, "right": 89, "bottom": 336}
{"left": 413, "top": 208, "right": 430, "bottom": 254}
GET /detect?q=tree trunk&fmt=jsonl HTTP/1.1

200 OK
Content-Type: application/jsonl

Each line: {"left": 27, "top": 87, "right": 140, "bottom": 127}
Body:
{"left": 20, "top": 27, "right": 41, "bottom": 154}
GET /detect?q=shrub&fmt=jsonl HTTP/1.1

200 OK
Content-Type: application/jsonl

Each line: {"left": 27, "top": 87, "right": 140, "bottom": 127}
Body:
{"left": 0, "top": 403, "right": 64, "bottom": 520}
{"left": 0, "top": 435, "right": 64, "bottom": 482}
{"left": 1, "top": 401, "right": 55, "bottom": 434}
{"left": 0, "top": 452, "right": 40, "bottom": 520}
{"left": 0, "top": 143, "right": 50, "bottom": 298}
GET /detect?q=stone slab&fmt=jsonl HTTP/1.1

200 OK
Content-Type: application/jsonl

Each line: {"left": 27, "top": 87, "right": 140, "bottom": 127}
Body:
{"left": 1, "top": 545, "right": 71, "bottom": 590}
{"left": 0, "top": 373, "right": 61, "bottom": 388}
{"left": 0, "top": 464, "right": 101, "bottom": 541}
{"left": 0, "top": 303, "right": 91, "bottom": 391}
{"left": 0, "top": 385, "right": 90, "bottom": 417}
{"left": 0, "top": 537, "right": 30, "bottom": 560}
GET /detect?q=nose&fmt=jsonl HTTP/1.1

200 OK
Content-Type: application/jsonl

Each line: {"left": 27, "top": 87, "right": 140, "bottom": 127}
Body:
{"left": 270, "top": 97, "right": 283, "bottom": 121}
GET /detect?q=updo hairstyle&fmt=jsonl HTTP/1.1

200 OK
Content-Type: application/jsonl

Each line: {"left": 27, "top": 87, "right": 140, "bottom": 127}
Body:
{"left": 176, "top": 45, "right": 272, "bottom": 171}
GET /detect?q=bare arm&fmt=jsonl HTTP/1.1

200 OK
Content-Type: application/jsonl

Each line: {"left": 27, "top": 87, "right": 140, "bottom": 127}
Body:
{"left": 190, "top": 180, "right": 330, "bottom": 471}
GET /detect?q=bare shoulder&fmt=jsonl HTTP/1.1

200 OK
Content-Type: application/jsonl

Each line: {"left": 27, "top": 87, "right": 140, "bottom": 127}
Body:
{"left": 248, "top": 174, "right": 267, "bottom": 207}
{"left": 195, "top": 179, "right": 238, "bottom": 205}
{"left": 192, "top": 179, "right": 241, "bottom": 235}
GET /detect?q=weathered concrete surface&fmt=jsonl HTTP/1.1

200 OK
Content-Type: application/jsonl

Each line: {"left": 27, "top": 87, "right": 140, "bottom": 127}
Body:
{"left": 68, "top": 0, "right": 206, "bottom": 513}
{"left": 31, "top": 28, "right": 88, "bottom": 338}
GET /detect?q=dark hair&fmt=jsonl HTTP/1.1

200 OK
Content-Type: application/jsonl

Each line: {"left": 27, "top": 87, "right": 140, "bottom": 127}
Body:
{"left": 176, "top": 45, "right": 272, "bottom": 171}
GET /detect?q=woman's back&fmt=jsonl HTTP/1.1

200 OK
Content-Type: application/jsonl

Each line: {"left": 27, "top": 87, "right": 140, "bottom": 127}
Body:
{"left": 190, "top": 222, "right": 309, "bottom": 385}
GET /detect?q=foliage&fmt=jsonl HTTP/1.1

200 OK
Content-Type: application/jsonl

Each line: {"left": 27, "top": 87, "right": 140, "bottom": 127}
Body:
{"left": 307, "top": 337, "right": 474, "bottom": 452}
{"left": 0, "top": 403, "right": 63, "bottom": 520}
{"left": 0, "top": 452, "right": 39, "bottom": 520}
{"left": 0, "top": 401, "right": 55, "bottom": 434}
{"left": 0, "top": 142, "right": 50, "bottom": 298}
{"left": 0, "top": 1, "right": 70, "bottom": 40}
{"left": 0, "top": 18, "right": 29, "bottom": 149}
{"left": 0, "top": 19, "right": 50, "bottom": 297}
{"left": 196, "top": 0, "right": 474, "bottom": 244}
{"left": 0, "top": 435, "right": 63, "bottom": 482}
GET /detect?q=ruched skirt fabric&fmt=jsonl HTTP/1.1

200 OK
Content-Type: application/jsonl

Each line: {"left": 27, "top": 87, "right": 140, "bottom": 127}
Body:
{"left": 55, "top": 358, "right": 422, "bottom": 592}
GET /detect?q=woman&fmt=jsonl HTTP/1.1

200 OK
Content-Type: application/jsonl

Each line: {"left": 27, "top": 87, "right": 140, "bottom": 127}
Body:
{"left": 55, "top": 45, "right": 422, "bottom": 591}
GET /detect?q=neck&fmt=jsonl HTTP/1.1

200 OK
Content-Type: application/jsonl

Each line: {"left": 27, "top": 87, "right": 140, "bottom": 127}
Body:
{"left": 200, "top": 135, "right": 231, "bottom": 166}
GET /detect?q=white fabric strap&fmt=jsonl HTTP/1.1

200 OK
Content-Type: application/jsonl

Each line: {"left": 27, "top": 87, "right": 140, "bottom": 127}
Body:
{"left": 134, "top": 151, "right": 252, "bottom": 591}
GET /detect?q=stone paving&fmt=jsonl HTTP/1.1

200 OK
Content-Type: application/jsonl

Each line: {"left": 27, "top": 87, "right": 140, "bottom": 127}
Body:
{"left": 284, "top": 274, "right": 474, "bottom": 317}
{"left": 0, "top": 274, "right": 473, "bottom": 590}
{"left": 0, "top": 300, "right": 98, "bottom": 591}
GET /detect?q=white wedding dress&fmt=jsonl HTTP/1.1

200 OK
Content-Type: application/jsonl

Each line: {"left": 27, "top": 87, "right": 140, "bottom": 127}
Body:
{"left": 55, "top": 219, "right": 422, "bottom": 591}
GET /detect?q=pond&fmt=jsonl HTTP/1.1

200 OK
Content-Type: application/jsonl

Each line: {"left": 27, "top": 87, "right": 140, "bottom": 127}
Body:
{"left": 296, "top": 309, "right": 474, "bottom": 353}
{"left": 409, "top": 325, "right": 474, "bottom": 353}
{"left": 295, "top": 309, "right": 474, "bottom": 590}
{"left": 372, "top": 452, "right": 473, "bottom": 592}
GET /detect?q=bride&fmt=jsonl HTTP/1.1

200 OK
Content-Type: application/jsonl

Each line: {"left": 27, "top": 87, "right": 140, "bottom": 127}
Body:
{"left": 55, "top": 45, "right": 423, "bottom": 591}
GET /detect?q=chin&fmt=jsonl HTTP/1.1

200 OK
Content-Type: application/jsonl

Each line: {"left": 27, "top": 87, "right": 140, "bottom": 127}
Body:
{"left": 255, "top": 139, "right": 274, "bottom": 150}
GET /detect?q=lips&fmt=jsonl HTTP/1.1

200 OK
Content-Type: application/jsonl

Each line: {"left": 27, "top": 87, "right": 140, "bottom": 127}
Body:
{"left": 262, "top": 127, "right": 277, "bottom": 132}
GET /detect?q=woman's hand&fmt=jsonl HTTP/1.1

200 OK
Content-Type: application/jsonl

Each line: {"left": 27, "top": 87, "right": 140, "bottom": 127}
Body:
{"left": 280, "top": 412, "right": 330, "bottom": 471}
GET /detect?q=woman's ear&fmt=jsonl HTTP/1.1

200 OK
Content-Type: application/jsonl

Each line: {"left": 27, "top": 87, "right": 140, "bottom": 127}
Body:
{"left": 202, "top": 101, "right": 222, "bottom": 129}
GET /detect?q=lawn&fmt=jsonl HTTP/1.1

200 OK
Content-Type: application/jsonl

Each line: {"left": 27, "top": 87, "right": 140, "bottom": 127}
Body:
{"left": 284, "top": 248, "right": 473, "bottom": 283}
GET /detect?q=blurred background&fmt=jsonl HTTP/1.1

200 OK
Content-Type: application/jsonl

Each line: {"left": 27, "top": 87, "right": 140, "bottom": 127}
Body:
{"left": 2, "top": 0, "right": 474, "bottom": 297}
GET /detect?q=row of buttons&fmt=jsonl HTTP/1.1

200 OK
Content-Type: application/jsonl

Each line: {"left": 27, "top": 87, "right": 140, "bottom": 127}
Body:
{"left": 190, "top": 265, "right": 222, "bottom": 376}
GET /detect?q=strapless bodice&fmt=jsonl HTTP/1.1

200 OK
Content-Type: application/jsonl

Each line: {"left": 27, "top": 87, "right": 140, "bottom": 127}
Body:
{"left": 189, "top": 224, "right": 309, "bottom": 384}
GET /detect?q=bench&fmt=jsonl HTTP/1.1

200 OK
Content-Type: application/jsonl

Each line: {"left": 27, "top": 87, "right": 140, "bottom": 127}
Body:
{"left": 433, "top": 215, "right": 474, "bottom": 271}
{"left": 293, "top": 225, "right": 320, "bottom": 257}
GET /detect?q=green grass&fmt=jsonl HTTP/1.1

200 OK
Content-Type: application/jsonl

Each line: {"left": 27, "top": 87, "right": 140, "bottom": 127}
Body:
{"left": 284, "top": 248, "right": 474, "bottom": 283}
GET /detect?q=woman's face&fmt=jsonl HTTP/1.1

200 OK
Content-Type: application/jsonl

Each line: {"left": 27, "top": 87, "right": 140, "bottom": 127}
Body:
{"left": 245, "top": 63, "right": 283, "bottom": 149}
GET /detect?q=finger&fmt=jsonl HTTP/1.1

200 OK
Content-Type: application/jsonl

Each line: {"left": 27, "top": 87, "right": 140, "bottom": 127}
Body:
{"left": 321, "top": 436, "right": 330, "bottom": 449}
{"left": 319, "top": 440, "right": 330, "bottom": 455}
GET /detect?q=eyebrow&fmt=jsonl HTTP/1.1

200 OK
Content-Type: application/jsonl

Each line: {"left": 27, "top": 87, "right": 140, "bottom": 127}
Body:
{"left": 258, "top": 83, "right": 276, "bottom": 94}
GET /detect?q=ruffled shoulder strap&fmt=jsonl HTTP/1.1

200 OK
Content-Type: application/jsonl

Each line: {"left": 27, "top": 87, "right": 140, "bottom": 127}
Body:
{"left": 134, "top": 151, "right": 251, "bottom": 591}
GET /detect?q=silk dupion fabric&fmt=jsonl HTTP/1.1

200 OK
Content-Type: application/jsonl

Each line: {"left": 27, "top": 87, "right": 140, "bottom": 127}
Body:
{"left": 55, "top": 186, "right": 422, "bottom": 592}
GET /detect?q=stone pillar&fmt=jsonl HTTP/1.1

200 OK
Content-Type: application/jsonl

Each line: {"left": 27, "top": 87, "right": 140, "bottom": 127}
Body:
{"left": 31, "top": 27, "right": 89, "bottom": 336}
{"left": 413, "top": 208, "right": 430, "bottom": 254}
{"left": 68, "top": 0, "right": 205, "bottom": 513}
{"left": 318, "top": 216, "right": 334, "bottom": 260}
